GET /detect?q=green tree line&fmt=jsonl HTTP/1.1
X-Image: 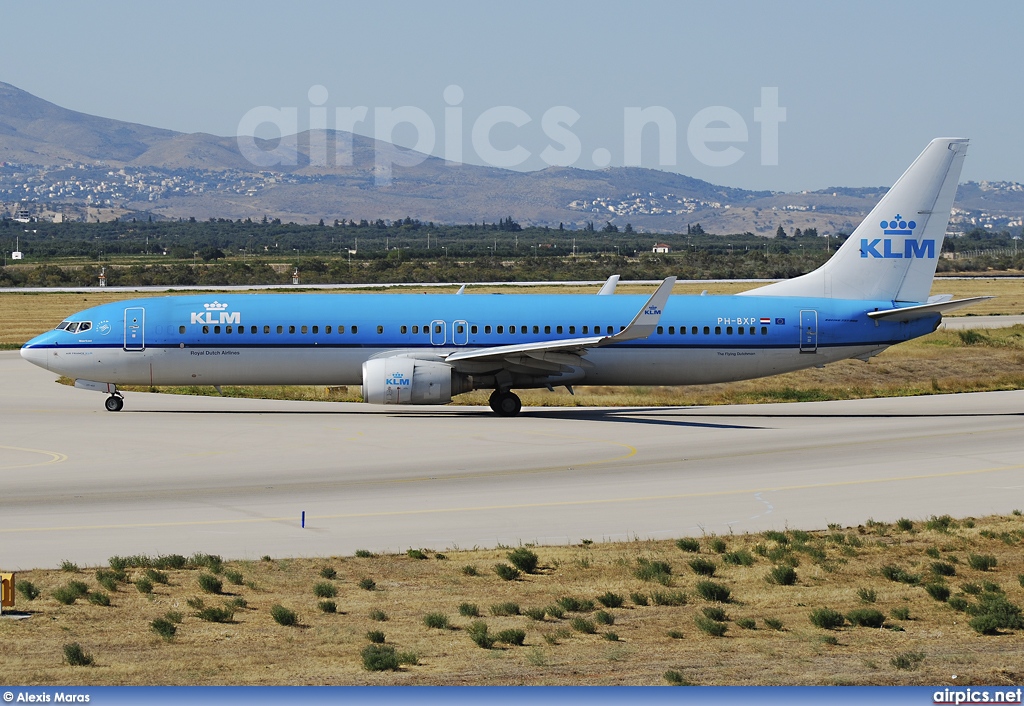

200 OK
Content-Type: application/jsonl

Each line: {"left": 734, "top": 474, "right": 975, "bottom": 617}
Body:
{"left": 1, "top": 216, "right": 832, "bottom": 261}
{"left": 1, "top": 219, "right": 1020, "bottom": 287}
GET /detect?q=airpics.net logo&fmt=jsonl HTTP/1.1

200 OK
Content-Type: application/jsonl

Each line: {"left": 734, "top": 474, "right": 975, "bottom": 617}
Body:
{"left": 236, "top": 85, "right": 786, "bottom": 185}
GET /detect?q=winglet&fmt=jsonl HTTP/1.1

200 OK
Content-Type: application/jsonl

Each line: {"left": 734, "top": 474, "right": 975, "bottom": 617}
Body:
{"left": 607, "top": 276, "right": 676, "bottom": 342}
{"left": 456, "top": 284, "right": 467, "bottom": 295}
{"left": 597, "top": 275, "right": 620, "bottom": 295}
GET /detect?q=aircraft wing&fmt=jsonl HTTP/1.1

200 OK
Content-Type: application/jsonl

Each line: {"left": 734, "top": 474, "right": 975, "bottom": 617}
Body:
{"left": 866, "top": 296, "right": 993, "bottom": 322}
{"left": 444, "top": 277, "right": 675, "bottom": 372}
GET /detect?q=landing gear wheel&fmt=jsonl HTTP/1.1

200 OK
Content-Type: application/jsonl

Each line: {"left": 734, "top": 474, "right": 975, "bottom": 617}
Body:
{"left": 489, "top": 390, "right": 522, "bottom": 417}
{"left": 104, "top": 395, "right": 124, "bottom": 412}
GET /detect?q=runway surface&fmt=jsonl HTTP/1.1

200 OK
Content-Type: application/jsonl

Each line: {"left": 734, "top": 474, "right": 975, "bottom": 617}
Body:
{"left": 940, "top": 315, "right": 1024, "bottom": 329}
{"left": 2, "top": 350, "right": 1023, "bottom": 571}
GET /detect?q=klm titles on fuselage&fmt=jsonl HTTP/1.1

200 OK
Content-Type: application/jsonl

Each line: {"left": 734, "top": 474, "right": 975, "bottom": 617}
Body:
{"left": 190, "top": 310, "right": 241, "bottom": 325}
{"left": 191, "top": 302, "right": 240, "bottom": 325}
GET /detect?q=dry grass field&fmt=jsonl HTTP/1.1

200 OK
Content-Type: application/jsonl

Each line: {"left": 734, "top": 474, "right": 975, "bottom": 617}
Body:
{"left": 3, "top": 514, "right": 1022, "bottom": 686}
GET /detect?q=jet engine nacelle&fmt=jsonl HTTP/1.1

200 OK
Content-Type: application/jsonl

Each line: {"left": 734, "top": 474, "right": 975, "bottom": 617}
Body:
{"left": 362, "top": 357, "right": 460, "bottom": 405}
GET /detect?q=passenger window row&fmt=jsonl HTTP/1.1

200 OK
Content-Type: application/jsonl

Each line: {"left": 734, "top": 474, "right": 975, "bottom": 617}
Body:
{"left": 394, "top": 324, "right": 621, "bottom": 335}
{"left": 189, "top": 324, "right": 359, "bottom": 335}
{"left": 657, "top": 325, "right": 769, "bottom": 336}
{"left": 186, "top": 323, "right": 769, "bottom": 337}
{"left": 465, "top": 324, "right": 619, "bottom": 336}
{"left": 186, "top": 323, "right": 626, "bottom": 337}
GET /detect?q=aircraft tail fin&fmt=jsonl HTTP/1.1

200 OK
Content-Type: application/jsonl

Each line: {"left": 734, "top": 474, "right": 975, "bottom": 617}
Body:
{"left": 740, "top": 138, "right": 969, "bottom": 303}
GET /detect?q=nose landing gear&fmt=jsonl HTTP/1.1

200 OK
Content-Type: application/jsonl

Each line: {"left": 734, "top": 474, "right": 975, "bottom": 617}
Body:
{"left": 104, "top": 394, "right": 124, "bottom": 412}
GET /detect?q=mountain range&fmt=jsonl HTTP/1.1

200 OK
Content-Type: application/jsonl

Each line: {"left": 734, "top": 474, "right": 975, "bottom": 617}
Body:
{"left": 1, "top": 81, "right": 1021, "bottom": 234}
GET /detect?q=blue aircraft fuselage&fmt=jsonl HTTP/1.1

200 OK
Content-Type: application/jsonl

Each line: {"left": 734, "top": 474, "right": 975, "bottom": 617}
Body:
{"left": 21, "top": 291, "right": 936, "bottom": 389}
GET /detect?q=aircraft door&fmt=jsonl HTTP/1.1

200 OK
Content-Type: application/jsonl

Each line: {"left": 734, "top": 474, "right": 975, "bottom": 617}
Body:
{"left": 452, "top": 320, "right": 469, "bottom": 345}
{"left": 124, "top": 307, "right": 145, "bottom": 351}
{"left": 430, "top": 320, "right": 446, "bottom": 346}
{"left": 799, "top": 309, "right": 817, "bottom": 353}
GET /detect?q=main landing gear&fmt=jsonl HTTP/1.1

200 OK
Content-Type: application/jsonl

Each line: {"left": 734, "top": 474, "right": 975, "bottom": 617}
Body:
{"left": 104, "top": 394, "right": 124, "bottom": 412}
{"left": 488, "top": 390, "right": 522, "bottom": 417}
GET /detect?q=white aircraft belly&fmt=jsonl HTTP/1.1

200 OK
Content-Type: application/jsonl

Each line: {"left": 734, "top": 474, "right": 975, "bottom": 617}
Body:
{"left": 50, "top": 343, "right": 881, "bottom": 389}
{"left": 580, "top": 345, "right": 881, "bottom": 386}
{"left": 49, "top": 346, "right": 371, "bottom": 386}
{"left": 149, "top": 346, "right": 372, "bottom": 386}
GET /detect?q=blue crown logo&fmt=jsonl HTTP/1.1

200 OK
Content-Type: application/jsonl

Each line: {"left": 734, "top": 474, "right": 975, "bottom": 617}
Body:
{"left": 880, "top": 214, "right": 916, "bottom": 236}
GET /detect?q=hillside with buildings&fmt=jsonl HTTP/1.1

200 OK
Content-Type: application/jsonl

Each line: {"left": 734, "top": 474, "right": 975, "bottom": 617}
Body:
{"left": 2, "top": 81, "right": 1022, "bottom": 236}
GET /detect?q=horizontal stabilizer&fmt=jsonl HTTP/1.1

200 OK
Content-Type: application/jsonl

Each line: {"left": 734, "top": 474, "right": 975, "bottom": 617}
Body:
{"left": 866, "top": 296, "right": 993, "bottom": 322}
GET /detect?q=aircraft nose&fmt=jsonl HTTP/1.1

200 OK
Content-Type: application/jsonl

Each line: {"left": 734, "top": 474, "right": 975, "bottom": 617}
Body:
{"left": 21, "top": 336, "right": 50, "bottom": 371}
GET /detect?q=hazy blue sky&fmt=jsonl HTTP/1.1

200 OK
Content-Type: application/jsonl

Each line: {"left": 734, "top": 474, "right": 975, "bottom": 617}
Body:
{"left": 2, "top": 0, "right": 1021, "bottom": 191}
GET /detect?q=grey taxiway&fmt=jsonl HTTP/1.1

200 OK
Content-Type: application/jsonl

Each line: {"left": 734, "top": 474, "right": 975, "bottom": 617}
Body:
{"left": 2, "top": 350, "right": 1022, "bottom": 571}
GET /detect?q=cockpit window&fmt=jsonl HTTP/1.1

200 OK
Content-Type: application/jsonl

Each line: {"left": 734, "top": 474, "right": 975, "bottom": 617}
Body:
{"left": 59, "top": 321, "right": 92, "bottom": 334}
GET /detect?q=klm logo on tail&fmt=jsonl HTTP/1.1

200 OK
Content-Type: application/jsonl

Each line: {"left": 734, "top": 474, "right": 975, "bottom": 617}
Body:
{"left": 861, "top": 215, "right": 934, "bottom": 259}
{"left": 881, "top": 214, "right": 916, "bottom": 235}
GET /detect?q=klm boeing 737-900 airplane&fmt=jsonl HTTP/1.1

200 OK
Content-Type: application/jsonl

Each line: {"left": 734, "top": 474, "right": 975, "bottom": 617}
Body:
{"left": 21, "top": 138, "right": 989, "bottom": 416}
